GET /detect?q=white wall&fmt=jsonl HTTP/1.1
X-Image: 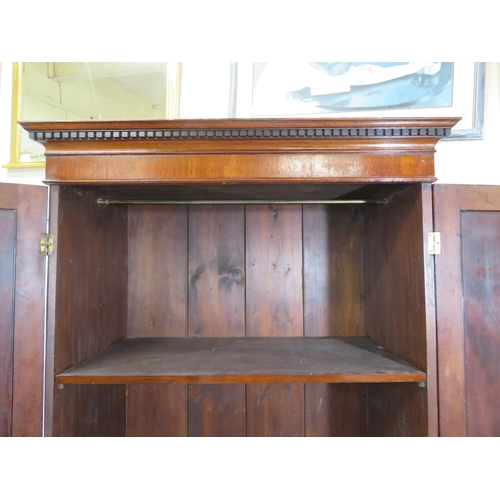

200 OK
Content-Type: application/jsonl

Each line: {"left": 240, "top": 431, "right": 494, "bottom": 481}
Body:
{"left": 1, "top": 62, "right": 499, "bottom": 186}
{"left": 0, "top": 63, "right": 45, "bottom": 184}
{"left": 435, "top": 62, "right": 500, "bottom": 184}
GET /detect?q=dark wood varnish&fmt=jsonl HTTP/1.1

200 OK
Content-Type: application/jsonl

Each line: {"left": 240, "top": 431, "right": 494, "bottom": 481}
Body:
{"left": 246, "top": 205, "right": 303, "bottom": 338}
{"left": 51, "top": 187, "right": 127, "bottom": 437}
{"left": 434, "top": 185, "right": 500, "bottom": 437}
{"left": 303, "top": 205, "right": 366, "bottom": 436}
{"left": 55, "top": 337, "right": 426, "bottom": 384}
{"left": 0, "top": 184, "right": 47, "bottom": 437}
{"left": 126, "top": 205, "right": 188, "bottom": 437}
{"left": 363, "top": 185, "right": 427, "bottom": 372}
{"left": 188, "top": 205, "right": 246, "bottom": 437}
{"left": 19, "top": 118, "right": 460, "bottom": 185}
{"left": 0, "top": 210, "right": 16, "bottom": 437}
{"left": 16, "top": 117, "right": 459, "bottom": 437}
{"left": 366, "top": 383, "right": 427, "bottom": 437}
{"left": 462, "top": 212, "right": 500, "bottom": 436}
{"left": 126, "top": 384, "right": 186, "bottom": 437}
{"left": 363, "top": 185, "right": 430, "bottom": 436}
{"left": 246, "top": 204, "right": 305, "bottom": 436}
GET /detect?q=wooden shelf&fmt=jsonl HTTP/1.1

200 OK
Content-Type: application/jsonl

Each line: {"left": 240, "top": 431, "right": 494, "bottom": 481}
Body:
{"left": 55, "top": 336, "right": 426, "bottom": 385}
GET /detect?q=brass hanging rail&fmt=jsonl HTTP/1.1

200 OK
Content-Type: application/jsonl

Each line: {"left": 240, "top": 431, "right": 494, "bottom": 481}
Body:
{"left": 97, "top": 198, "right": 388, "bottom": 206}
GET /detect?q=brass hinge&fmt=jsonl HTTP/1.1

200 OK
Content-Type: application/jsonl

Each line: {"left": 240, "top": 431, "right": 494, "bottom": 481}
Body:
{"left": 427, "top": 232, "right": 441, "bottom": 255}
{"left": 40, "top": 233, "right": 54, "bottom": 256}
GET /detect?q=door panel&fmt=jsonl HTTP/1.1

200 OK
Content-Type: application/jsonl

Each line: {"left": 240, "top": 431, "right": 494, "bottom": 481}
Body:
{"left": 0, "top": 183, "right": 48, "bottom": 437}
{"left": 0, "top": 210, "right": 16, "bottom": 436}
{"left": 461, "top": 212, "right": 500, "bottom": 436}
{"left": 434, "top": 184, "right": 500, "bottom": 437}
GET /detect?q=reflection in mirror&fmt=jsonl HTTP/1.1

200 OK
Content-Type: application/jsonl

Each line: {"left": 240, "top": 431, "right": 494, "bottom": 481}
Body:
{"left": 13, "top": 62, "right": 182, "bottom": 165}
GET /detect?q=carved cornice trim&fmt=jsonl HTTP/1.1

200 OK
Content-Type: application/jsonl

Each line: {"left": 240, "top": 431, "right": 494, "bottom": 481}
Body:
{"left": 28, "top": 125, "right": 453, "bottom": 142}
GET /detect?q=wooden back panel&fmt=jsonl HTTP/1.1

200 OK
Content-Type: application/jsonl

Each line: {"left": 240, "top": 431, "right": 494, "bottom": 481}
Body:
{"left": 187, "top": 205, "right": 246, "bottom": 436}
{"left": 303, "top": 205, "right": 366, "bottom": 436}
{"left": 126, "top": 205, "right": 188, "bottom": 436}
{"left": 125, "top": 203, "right": 367, "bottom": 436}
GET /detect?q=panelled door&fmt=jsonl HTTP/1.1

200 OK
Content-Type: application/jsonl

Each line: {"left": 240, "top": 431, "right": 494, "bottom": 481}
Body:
{"left": 434, "top": 184, "right": 500, "bottom": 437}
{"left": 0, "top": 183, "right": 47, "bottom": 436}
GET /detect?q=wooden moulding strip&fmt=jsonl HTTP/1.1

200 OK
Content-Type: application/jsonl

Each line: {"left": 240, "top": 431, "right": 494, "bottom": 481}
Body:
{"left": 21, "top": 117, "right": 460, "bottom": 170}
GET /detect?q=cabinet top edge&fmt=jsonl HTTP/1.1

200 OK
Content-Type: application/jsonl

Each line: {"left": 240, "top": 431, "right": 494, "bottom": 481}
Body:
{"left": 20, "top": 117, "right": 462, "bottom": 138}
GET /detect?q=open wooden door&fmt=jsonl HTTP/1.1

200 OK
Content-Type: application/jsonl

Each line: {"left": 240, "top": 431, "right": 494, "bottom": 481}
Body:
{"left": 434, "top": 184, "right": 500, "bottom": 437}
{"left": 0, "top": 183, "right": 48, "bottom": 436}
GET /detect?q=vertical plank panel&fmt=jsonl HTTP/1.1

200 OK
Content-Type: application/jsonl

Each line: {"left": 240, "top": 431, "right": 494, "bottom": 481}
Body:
{"left": 246, "top": 204, "right": 303, "bottom": 338}
{"left": 188, "top": 205, "right": 245, "bottom": 337}
{"left": 127, "top": 384, "right": 186, "bottom": 437}
{"left": 95, "top": 385, "right": 127, "bottom": 437}
{"left": 305, "top": 384, "right": 366, "bottom": 437}
{"left": 188, "top": 205, "right": 245, "bottom": 437}
{"left": 303, "top": 205, "right": 366, "bottom": 436}
{"left": 246, "top": 204, "right": 304, "bottom": 437}
{"left": 363, "top": 185, "right": 428, "bottom": 436}
{"left": 366, "top": 384, "right": 427, "bottom": 437}
{"left": 364, "top": 185, "right": 427, "bottom": 371}
{"left": 52, "top": 187, "right": 127, "bottom": 437}
{"left": 462, "top": 211, "right": 500, "bottom": 436}
{"left": 247, "top": 384, "right": 304, "bottom": 437}
{"left": 0, "top": 210, "right": 16, "bottom": 437}
{"left": 127, "top": 205, "right": 188, "bottom": 437}
{"left": 303, "top": 205, "right": 364, "bottom": 338}
{"left": 128, "top": 206, "right": 188, "bottom": 336}
{"left": 188, "top": 384, "right": 246, "bottom": 437}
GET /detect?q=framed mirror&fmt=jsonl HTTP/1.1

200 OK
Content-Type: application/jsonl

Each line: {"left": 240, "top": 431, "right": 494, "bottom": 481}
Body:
{"left": 4, "top": 62, "right": 182, "bottom": 168}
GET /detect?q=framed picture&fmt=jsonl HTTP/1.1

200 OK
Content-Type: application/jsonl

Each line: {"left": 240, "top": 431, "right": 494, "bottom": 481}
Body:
{"left": 234, "top": 62, "right": 485, "bottom": 140}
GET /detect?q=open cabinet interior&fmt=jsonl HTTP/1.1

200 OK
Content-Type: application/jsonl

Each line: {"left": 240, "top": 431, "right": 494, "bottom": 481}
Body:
{"left": 19, "top": 117, "right": 457, "bottom": 437}
{"left": 49, "top": 182, "right": 429, "bottom": 437}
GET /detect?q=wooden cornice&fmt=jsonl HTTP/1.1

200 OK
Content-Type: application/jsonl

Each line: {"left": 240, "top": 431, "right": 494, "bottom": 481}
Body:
{"left": 20, "top": 118, "right": 461, "bottom": 185}
{"left": 23, "top": 117, "right": 459, "bottom": 138}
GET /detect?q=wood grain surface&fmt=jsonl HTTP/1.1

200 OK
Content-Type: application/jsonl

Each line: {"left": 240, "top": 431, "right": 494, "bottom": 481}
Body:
{"left": 0, "top": 210, "right": 16, "bottom": 437}
{"left": 20, "top": 118, "right": 460, "bottom": 184}
{"left": 51, "top": 187, "right": 127, "bottom": 436}
{"left": 245, "top": 204, "right": 304, "bottom": 436}
{"left": 363, "top": 184, "right": 429, "bottom": 436}
{"left": 188, "top": 205, "right": 246, "bottom": 436}
{"left": 56, "top": 337, "right": 426, "bottom": 384}
{"left": 303, "top": 204, "right": 366, "bottom": 436}
{"left": 31, "top": 117, "right": 454, "bottom": 437}
{"left": 434, "top": 185, "right": 500, "bottom": 436}
{"left": 462, "top": 211, "right": 500, "bottom": 436}
{"left": 126, "top": 205, "right": 188, "bottom": 437}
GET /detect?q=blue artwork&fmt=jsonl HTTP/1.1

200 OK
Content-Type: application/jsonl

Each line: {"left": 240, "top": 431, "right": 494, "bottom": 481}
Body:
{"left": 251, "top": 62, "right": 453, "bottom": 117}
